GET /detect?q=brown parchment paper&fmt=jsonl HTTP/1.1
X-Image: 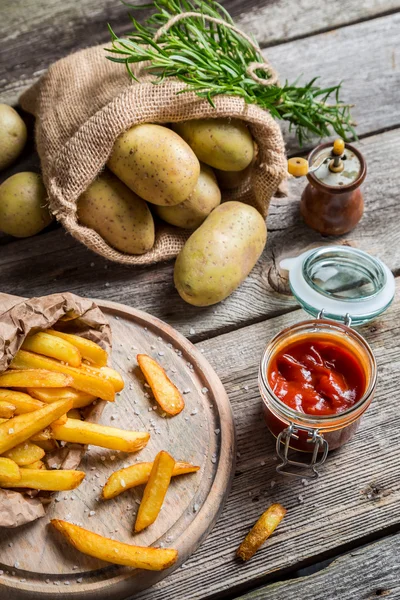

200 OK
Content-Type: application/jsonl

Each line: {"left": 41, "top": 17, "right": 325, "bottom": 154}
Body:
{"left": 0, "top": 292, "right": 112, "bottom": 528}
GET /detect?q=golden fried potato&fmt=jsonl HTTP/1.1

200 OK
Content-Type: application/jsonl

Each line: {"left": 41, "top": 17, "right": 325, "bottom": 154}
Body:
{"left": 103, "top": 460, "right": 200, "bottom": 500}
{"left": 236, "top": 503, "right": 287, "bottom": 561}
{"left": 0, "top": 398, "right": 72, "bottom": 454}
{"left": 22, "top": 332, "right": 81, "bottom": 367}
{"left": 137, "top": 354, "right": 184, "bottom": 416}
{"left": 81, "top": 364, "right": 124, "bottom": 393}
{"left": 2, "top": 441, "right": 45, "bottom": 466}
{"left": 21, "top": 459, "right": 45, "bottom": 470}
{"left": 0, "top": 469, "right": 85, "bottom": 491}
{"left": 0, "top": 400, "right": 15, "bottom": 418}
{"left": 12, "top": 351, "right": 115, "bottom": 401}
{"left": 0, "top": 369, "right": 73, "bottom": 388}
{"left": 51, "top": 418, "right": 149, "bottom": 452}
{"left": 27, "top": 387, "right": 96, "bottom": 408}
{"left": 45, "top": 330, "right": 107, "bottom": 366}
{"left": 135, "top": 451, "right": 175, "bottom": 532}
{"left": 0, "top": 457, "right": 20, "bottom": 483}
{"left": 0, "top": 389, "right": 44, "bottom": 413}
{"left": 51, "top": 520, "right": 178, "bottom": 570}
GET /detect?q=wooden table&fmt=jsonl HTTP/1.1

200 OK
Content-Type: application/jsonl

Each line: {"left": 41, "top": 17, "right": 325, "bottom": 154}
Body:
{"left": 1, "top": 1, "right": 400, "bottom": 598}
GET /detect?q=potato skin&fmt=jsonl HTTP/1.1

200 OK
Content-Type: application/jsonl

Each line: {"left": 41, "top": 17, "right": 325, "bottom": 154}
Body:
{"left": 155, "top": 163, "right": 221, "bottom": 229}
{"left": 0, "top": 104, "right": 27, "bottom": 171}
{"left": 0, "top": 172, "right": 52, "bottom": 237}
{"left": 107, "top": 124, "right": 200, "bottom": 206}
{"left": 174, "top": 201, "right": 267, "bottom": 306}
{"left": 172, "top": 119, "right": 254, "bottom": 172}
{"left": 77, "top": 171, "right": 155, "bottom": 255}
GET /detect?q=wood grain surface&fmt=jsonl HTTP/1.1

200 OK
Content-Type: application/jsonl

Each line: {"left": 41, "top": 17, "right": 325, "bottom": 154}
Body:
{"left": 130, "top": 277, "right": 400, "bottom": 600}
{"left": 236, "top": 533, "right": 400, "bottom": 600}
{"left": 0, "top": 301, "right": 235, "bottom": 599}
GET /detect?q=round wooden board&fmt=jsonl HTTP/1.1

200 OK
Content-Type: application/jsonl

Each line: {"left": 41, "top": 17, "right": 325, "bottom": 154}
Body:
{"left": 0, "top": 300, "right": 236, "bottom": 599}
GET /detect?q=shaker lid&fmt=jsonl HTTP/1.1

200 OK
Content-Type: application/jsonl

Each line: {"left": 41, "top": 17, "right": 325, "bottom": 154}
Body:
{"left": 307, "top": 142, "right": 366, "bottom": 191}
{"left": 280, "top": 246, "right": 395, "bottom": 325}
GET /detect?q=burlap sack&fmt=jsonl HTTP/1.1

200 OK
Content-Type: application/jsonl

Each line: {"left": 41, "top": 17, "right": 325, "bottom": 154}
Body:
{"left": 20, "top": 44, "right": 287, "bottom": 265}
{"left": 0, "top": 291, "right": 112, "bottom": 527}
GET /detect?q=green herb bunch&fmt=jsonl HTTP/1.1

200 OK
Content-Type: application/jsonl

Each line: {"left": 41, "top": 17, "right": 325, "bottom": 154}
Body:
{"left": 107, "top": 0, "right": 356, "bottom": 145}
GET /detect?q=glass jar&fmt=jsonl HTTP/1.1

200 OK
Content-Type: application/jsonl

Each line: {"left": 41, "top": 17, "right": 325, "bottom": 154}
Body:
{"left": 258, "top": 246, "right": 395, "bottom": 479}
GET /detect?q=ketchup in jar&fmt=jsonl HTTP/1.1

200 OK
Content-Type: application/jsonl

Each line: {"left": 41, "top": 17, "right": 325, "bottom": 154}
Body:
{"left": 258, "top": 246, "right": 395, "bottom": 479}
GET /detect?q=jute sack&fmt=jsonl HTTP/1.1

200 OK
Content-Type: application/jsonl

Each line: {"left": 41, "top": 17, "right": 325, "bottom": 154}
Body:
{"left": 20, "top": 42, "right": 287, "bottom": 266}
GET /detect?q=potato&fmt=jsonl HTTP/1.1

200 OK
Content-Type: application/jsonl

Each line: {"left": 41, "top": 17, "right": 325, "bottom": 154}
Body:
{"left": 172, "top": 119, "right": 254, "bottom": 172}
{"left": 0, "top": 104, "right": 27, "bottom": 171}
{"left": 155, "top": 163, "right": 221, "bottom": 229}
{"left": 107, "top": 124, "right": 200, "bottom": 206}
{"left": 174, "top": 201, "right": 266, "bottom": 306}
{"left": 77, "top": 171, "right": 155, "bottom": 254}
{"left": 0, "top": 172, "right": 52, "bottom": 237}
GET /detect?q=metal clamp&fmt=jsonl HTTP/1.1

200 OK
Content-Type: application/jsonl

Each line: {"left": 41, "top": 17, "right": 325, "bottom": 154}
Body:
{"left": 317, "top": 308, "right": 352, "bottom": 327}
{"left": 276, "top": 424, "right": 329, "bottom": 480}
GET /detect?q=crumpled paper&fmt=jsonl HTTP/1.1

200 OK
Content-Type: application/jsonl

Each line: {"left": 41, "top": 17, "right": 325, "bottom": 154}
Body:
{"left": 0, "top": 292, "right": 112, "bottom": 527}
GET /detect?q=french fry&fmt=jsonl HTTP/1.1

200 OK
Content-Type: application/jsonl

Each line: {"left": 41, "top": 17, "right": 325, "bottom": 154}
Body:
{"left": 0, "top": 401, "right": 16, "bottom": 418}
{"left": 51, "top": 418, "right": 150, "bottom": 452}
{"left": 0, "top": 389, "right": 44, "bottom": 414}
{"left": 2, "top": 441, "right": 45, "bottom": 465}
{"left": 0, "top": 369, "right": 73, "bottom": 389}
{"left": 51, "top": 520, "right": 178, "bottom": 570}
{"left": 31, "top": 428, "right": 53, "bottom": 443}
{"left": 135, "top": 451, "right": 175, "bottom": 532}
{"left": 27, "top": 387, "right": 96, "bottom": 408}
{"left": 53, "top": 414, "right": 68, "bottom": 427}
{"left": 137, "top": 354, "right": 184, "bottom": 416}
{"left": 46, "top": 331, "right": 108, "bottom": 366}
{"left": 22, "top": 332, "right": 82, "bottom": 367}
{"left": 21, "top": 459, "right": 45, "bottom": 470}
{"left": 236, "top": 504, "right": 287, "bottom": 561}
{"left": 12, "top": 351, "right": 115, "bottom": 402}
{"left": 0, "top": 469, "right": 85, "bottom": 491}
{"left": 103, "top": 460, "right": 200, "bottom": 500}
{"left": 0, "top": 398, "right": 72, "bottom": 454}
{"left": 81, "top": 364, "right": 124, "bottom": 392}
{"left": 0, "top": 457, "right": 21, "bottom": 483}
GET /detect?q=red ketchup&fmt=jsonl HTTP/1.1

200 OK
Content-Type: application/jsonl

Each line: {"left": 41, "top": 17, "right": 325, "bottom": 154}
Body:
{"left": 268, "top": 338, "right": 366, "bottom": 416}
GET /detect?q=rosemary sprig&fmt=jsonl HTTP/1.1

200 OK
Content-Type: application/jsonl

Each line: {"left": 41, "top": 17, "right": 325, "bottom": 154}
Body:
{"left": 106, "top": 0, "right": 356, "bottom": 144}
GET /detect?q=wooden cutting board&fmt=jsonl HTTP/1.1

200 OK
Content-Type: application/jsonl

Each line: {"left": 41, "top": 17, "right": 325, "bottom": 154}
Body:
{"left": 0, "top": 300, "right": 236, "bottom": 599}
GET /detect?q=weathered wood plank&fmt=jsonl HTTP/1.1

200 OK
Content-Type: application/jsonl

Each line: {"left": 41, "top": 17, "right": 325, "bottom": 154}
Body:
{"left": 0, "top": 0, "right": 399, "bottom": 111}
{"left": 131, "top": 276, "right": 400, "bottom": 600}
{"left": 236, "top": 534, "right": 400, "bottom": 600}
{"left": 0, "top": 128, "right": 398, "bottom": 340}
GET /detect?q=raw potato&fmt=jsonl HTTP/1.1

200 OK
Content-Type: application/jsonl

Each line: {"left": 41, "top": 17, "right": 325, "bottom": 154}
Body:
{"left": 107, "top": 124, "right": 200, "bottom": 206}
{"left": 155, "top": 163, "right": 221, "bottom": 229}
{"left": 173, "top": 119, "right": 254, "bottom": 171}
{"left": 77, "top": 171, "right": 155, "bottom": 255}
{"left": 51, "top": 520, "right": 178, "bottom": 570}
{"left": 0, "top": 172, "right": 53, "bottom": 237}
{"left": 215, "top": 164, "right": 252, "bottom": 190}
{"left": 174, "top": 201, "right": 267, "bottom": 306}
{"left": 0, "top": 104, "right": 27, "bottom": 171}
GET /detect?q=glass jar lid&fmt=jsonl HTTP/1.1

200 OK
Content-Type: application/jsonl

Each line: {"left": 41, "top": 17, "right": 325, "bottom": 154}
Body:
{"left": 280, "top": 246, "right": 395, "bottom": 325}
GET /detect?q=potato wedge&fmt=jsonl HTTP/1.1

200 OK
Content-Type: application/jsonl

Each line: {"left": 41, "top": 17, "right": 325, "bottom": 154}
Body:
{"left": 236, "top": 503, "right": 287, "bottom": 561}
{"left": 22, "top": 332, "right": 81, "bottom": 367}
{"left": 12, "top": 351, "right": 115, "bottom": 402}
{"left": 21, "top": 459, "right": 45, "bottom": 469}
{"left": 0, "top": 401, "right": 15, "bottom": 418}
{"left": 51, "top": 418, "right": 149, "bottom": 452}
{"left": 0, "top": 369, "right": 73, "bottom": 389}
{"left": 103, "top": 460, "right": 200, "bottom": 500}
{"left": 51, "top": 520, "right": 178, "bottom": 570}
{"left": 0, "top": 389, "right": 44, "bottom": 414}
{"left": 27, "top": 387, "right": 96, "bottom": 408}
{"left": 0, "top": 457, "right": 21, "bottom": 483}
{"left": 0, "top": 398, "right": 72, "bottom": 454}
{"left": 2, "top": 441, "right": 45, "bottom": 465}
{"left": 0, "top": 469, "right": 85, "bottom": 490}
{"left": 135, "top": 450, "right": 175, "bottom": 532}
{"left": 46, "top": 330, "right": 108, "bottom": 366}
{"left": 137, "top": 354, "right": 184, "bottom": 416}
{"left": 81, "top": 364, "right": 124, "bottom": 393}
